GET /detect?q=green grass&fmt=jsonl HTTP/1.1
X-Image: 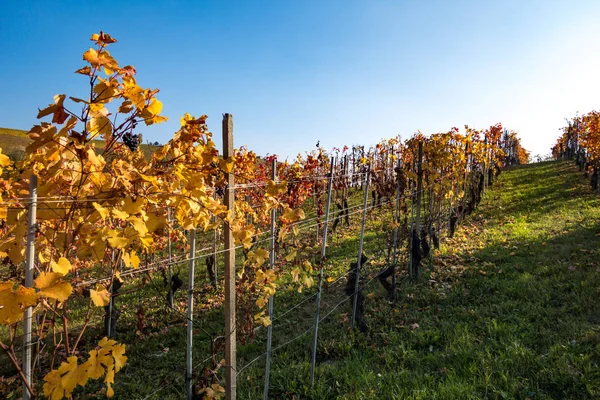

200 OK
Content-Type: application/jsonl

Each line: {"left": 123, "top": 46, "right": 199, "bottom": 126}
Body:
{"left": 3, "top": 160, "right": 600, "bottom": 399}
{"left": 235, "top": 160, "right": 600, "bottom": 399}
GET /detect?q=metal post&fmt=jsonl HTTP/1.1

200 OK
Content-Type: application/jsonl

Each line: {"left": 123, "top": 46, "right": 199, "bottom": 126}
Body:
{"left": 263, "top": 159, "right": 277, "bottom": 400}
{"left": 22, "top": 174, "right": 37, "bottom": 400}
{"left": 310, "top": 159, "right": 334, "bottom": 386}
{"left": 415, "top": 141, "right": 423, "bottom": 237}
{"left": 391, "top": 159, "right": 401, "bottom": 299}
{"left": 107, "top": 273, "right": 114, "bottom": 338}
{"left": 428, "top": 188, "right": 434, "bottom": 251}
{"left": 222, "top": 114, "right": 237, "bottom": 399}
{"left": 186, "top": 228, "right": 196, "bottom": 400}
{"left": 484, "top": 137, "right": 489, "bottom": 191}
{"left": 315, "top": 177, "right": 319, "bottom": 243}
{"left": 351, "top": 165, "right": 370, "bottom": 329}
{"left": 412, "top": 141, "right": 423, "bottom": 279}
{"left": 167, "top": 208, "right": 173, "bottom": 307}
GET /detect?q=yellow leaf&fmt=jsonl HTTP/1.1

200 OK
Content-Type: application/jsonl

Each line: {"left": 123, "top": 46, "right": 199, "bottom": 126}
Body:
{"left": 281, "top": 207, "right": 305, "bottom": 224}
{"left": 93, "top": 202, "right": 110, "bottom": 221}
{"left": 266, "top": 180, "right": 287, "bottom": 197}
{"left": 0, "top": 150, "right": 10, "bottom": 167}
{"left": 122, "top": 197, "right": 144, "bottom": 214}
{"left": 35, "top": 272, "right": 72, "bottom": 302}
{"left": 75, "top": 66, "right": 92, "bottom": 75}
{"left": 118, "top": 100, "right": 134, "bottom": 114}
{"left": 93, "top": 79, "right": 119, "bottom": 103}
{"left": 302, "top": 274, "right": 314, "bottom": 288}
{"left": 291, "top": 267, "right": 300, "bottom": 282}
{"left": 84, "top": 349, "right": 105, "bottom": 379}
{"left": 33, "top": 272, "right": 59, "bottom": 289}
{"left": 218, "top": 157, "right": 234, "bottom": 173}
{"left": 44, "top": 336, "right": 125, "bottom": 400}
{"left": 88, "top": 115, "right": 112, "bottom": 139}
{"left": 146, "top": 98, "right": 163, "bottom": 115}
{"left": 98, "top": 336, "right": 117, "bottom": 350}
{"left": 37, "top": 94, "right": 68, "bottom": 124}
{"left": 107, "top": 230, "right": 130, "bottom": 249}
{"left": 83, "top": 48, "right": 119, "bottom": 71}
{"left": 285, "top": 249, "right": 297, "bottom": 262}
{"left": 295, "top": 209, "right": 306, "bottom": 220}
{"left": 303, "top": 259, "right": 313, "bottom": 272}
{"left": 111, "top": 343, "right": 127, "bottom": 372}
{"left": 122, "top": 251, "right": 140, "bottom": 269}
{"left": 129, "top": 252, "right": 140, "bottom": 269}
{"left": 139, "top": 233, "right": 154, "bottom": 249}
{"left": 42, "top": 369, "right": 65, "bottom": 400}
{"left": 128, "top": 216, "right": 148, "bottom": 236}
{"left": 248, "top": 248, "right": 269, "bottom": 267}
{"left": 114, "top": 270, "right": 123, "bottom": 283}
{"left": 111, "top": 209, "right": 129, "bottom": 220}
{"left": 121, "top": 251, "right": 130, "bottom": 267}
{"left": 146, "top": 213, "right": 167, "bottom": 233}
{"left": 59, "top": 356, "right": 88, "bottom": 395}
{"left": 105, "top": 365, "right": 115, "bottom": 385}
{"left": 140, "top": 99, "right": 166, "bottom": 126}
{"left": 0, "top": 282, "right": 38, "bottom": 325}
{"left": 90, "top": 284, "right": 110, "bottom": 307}
{"left": 50, "top": 257, "right": 71, "bottom": 275}
{"left": 105, "top": 364, "right": 115, "bottom": 397}
{"left": 7, "top": 242, "right": 25, "bottom": 264}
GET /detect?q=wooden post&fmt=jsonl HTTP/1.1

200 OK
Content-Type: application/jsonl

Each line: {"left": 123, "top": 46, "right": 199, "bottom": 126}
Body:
{"left": 22, "top": 174, "right": 37, "bottom": 400}
{"left": 222, "top": 114, "right": 237, "bottom": 400}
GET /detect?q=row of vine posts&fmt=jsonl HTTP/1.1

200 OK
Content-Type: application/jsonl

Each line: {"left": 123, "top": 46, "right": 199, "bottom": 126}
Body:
{"left": 553, "top": 113, "right": 600, "bottom": 191}
{"left": 1, "top": 32, "right": 531, "bottom": 400}
{"left": 13, "top": 116, "right": 525, "bottom": 399}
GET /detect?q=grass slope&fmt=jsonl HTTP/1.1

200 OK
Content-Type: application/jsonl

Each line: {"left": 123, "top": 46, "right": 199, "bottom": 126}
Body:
{"left": 0, "top": 127, "right": 160, "bottom": 159}
{"left": 0, "top": 127, "right": 30, "bottom": 156}
{"left": 241, "top": 160, "right": 600, "bottom": 399}
{"left": 4, "top": 160, "right": 600, "bottom": 399}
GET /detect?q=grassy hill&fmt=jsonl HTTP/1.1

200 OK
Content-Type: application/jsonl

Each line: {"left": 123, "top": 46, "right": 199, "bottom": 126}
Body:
{"left": 234, "top": 160, "right": 600, "bottom": 399}
{"left": 0, "top": 127, "right": 31, "bottom": 158}
{"left": 0, "top": 127, "right": 160, "bottom": 159}
{"left": 2, "top": 158, "right": 599, "bottom": 399}
{"left": 76, "top": 160, "right": 600, "bottom": 399}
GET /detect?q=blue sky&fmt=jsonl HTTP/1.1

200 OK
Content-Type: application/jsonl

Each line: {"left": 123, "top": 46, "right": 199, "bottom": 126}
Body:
{"left": 2, "top": 0, "right": 600, "bottom": 159}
